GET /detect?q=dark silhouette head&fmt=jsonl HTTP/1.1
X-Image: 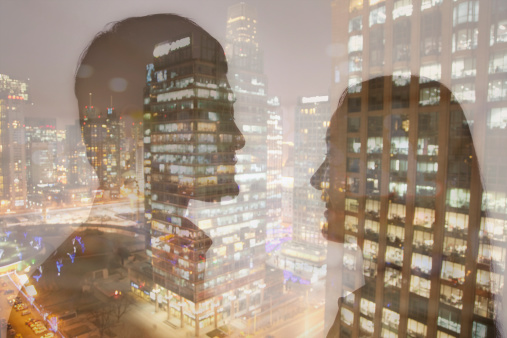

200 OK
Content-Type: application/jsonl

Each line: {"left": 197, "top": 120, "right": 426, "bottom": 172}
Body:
{"left": 74, "top": 14, "right": 244, "bottom": 204}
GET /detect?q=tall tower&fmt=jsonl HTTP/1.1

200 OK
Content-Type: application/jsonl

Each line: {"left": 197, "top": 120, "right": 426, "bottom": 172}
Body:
{"left": 329, "top": 0, "right": 506, "bottom": 336}
{"left": 144, "top": 30, "right": 267, "bottom": 335}
{"left": 82, "top": 95, "right": 121, "bottom": 199}
{"left": 0, "top": 74, "right": 28, "bottom": 210}
{"left": 225, "top": 2, "right": 263, "bottom": 73}
{"left": 279, "top": 96, "right": 330, "bottom": 283}
{"left": 25, "top": 118, "right": 58, "bottom": 206}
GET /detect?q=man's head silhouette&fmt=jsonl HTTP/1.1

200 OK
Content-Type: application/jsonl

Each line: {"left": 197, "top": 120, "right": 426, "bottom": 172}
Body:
{"left": 75, "top": 14, "right": 244, "bottom": 207}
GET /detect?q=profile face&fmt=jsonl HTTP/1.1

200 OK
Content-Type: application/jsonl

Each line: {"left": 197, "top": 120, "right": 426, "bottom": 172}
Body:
{"left": 190, "top": 74, "right": 245, "bottom": 203}
{"left": 311, "top": 113, "right": 345, "bottom": 243}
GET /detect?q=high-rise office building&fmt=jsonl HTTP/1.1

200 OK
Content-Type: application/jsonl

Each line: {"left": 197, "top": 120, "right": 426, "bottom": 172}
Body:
{"left": 0, "top": 74, "right": 28, "bottom": 210}
{"left": 25, "top": 118, "right": 58, "bottom": 202}
{"left": 144, "top": 28, "right": 266, "bottom": 335}
{"left": 278, "top": 96, "right": 330, "bottom": 282}
{"left": 329, "top": 0, "right": 506, "bottom": 336}
{"left": 266, "top": 97, "right": 283, "bottom": 246}
{"left": 82, "top": 99, "right": 121, "bottom": 199}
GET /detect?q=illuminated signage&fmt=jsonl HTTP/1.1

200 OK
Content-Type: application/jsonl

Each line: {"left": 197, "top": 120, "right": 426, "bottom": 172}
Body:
{"left": 153, "top": 37, "right": 191, "bottom": 57}
{"left": 301, "top": 96, "right": 329, "bottom": 104}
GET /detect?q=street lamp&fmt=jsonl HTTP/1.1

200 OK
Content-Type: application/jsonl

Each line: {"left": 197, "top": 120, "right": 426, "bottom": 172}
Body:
{"left": 166, "top": 292, "right": 172, "bottom": 321}
{"left": 244, "top": 289, "right": 252, "bottom": 312}
{"left": 153, "top": 287, "right": 160, "bottom": 313}
{"left": 229, "top": 295, "right": 237, "bottom": 321}
{"left": 259, "top": 283, "right": 266, "bottom": 306}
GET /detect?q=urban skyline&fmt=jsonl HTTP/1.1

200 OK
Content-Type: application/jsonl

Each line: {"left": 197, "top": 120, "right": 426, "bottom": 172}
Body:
{"left": 0, "top": 1, "right": 506, "bottom": 337}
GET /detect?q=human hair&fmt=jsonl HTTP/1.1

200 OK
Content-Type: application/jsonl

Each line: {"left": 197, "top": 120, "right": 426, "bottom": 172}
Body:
{"left": 74, "top": 14, "right": 228, "bottom": 172}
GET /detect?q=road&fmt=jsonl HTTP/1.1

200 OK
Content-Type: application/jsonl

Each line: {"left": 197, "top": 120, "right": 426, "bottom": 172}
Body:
{"left": 0, "top": 275, "right": 52, "bottom": 338}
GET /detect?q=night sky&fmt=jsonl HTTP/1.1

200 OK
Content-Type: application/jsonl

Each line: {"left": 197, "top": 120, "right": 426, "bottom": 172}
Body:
{"left": 0, "top": 0, "right": 333, "bottom": 135}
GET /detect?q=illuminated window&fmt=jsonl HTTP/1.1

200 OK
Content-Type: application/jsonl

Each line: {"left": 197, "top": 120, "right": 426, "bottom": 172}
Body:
{"left": 360, "top": 317, "right": 374, "bottom": 335}
{"left": 412, "top": 253, "right": 432, "bottom": 274}
{"left": 369, "top": 5, "right": 386, "bottom": 27}
{"left": 489, "top": 50, "right": 507, "bottom": 74}
{"left": 385, "top": 246, "right": 403, "bottom": 266}
{"left": 420, "top": 63, "right": 441, "bottom": 82}
{"left": 349, "top": 16, "right": 363, "bottom": 33}
{"left": 438, "top": 307, "right": 461, "bottom": 333}
{"left": 421, "top": 0, "right": 442, "bottom": 10}
{"left": 388, "top": 203, "right": 406, "bottom": 221}
{"left": 452, "top": 57, "right": 476, "bottom": 78}
{"left": 360, "top": 298, "right": 376, "bottom": 318}
{"left": 341, "top": 308, "right": 354, "bottom": 326}
{"left": 413, "top": 230, "right": 433, "bottom": 253}
{"left": 345, "top": 215, "right": 359, "bottom": 232}
{"left": 363, "top": 240, "right": 378, "bottom": 261}
{"left": 348, "top": 35, "right": 363, "bottom": 53}
{"left": 452, "top": 28, "right": 478, "bottom": 52}
{"left": 474, "top": 295, "right": 496, "bottom": 319}
{"left": 421, "top": 11, "right": 442, "bottom": 56}
{"left": 365, "top": 219, "right": 380, "bottom": 237}
{"left": 344, "top": 234, "right": 358, "bottom": 251}
{"left": 443, "top": 237, "right": 466, "bottom": 260}
{"left": 348, "top": 75, "right": 363, "bottom": 93}
{"left": 344, "top": 251, "right": 357, "bottom": 270}
{"left": 383, "top": 308, "right": 400, "bottom": 331}
{"left": 472, "top": 321, "right": 489, "bottom": 338}
{"left": 451, "top": 83, "right": 475, "bottom": 104}
{"left": 393, "top": 0, "right": 413, "bottom": 19}
{"left": 369, "top": 0, "right": 385, "bottom": 5}
{"left": 441, "top": 260, "right": 465, "bottom": 284}
{"left": 437, "top": 331, "right": 458, "bottom": 338}
{"left": 482, "top": 191, "right": 507, "bottom": 214}
{"left": 347, "top": 176, "right": 360, "bottom": 193}
{"left": 419, "top": 86, "right": 440, "bottom": 106}
{"left": 391, "top": 159, "right": 408, "bottom": 173}
{"left": 345, "top": 197, "right": 360, "bottom": 212}
{"left": 481, "top": 216, "right": 507, "bottom": 241}
{"left": 385, "top": 267, "right": 402, "bottom": 288}
{"left": 349, "top": 54, "right": 362, "bottom": 73}
{"left": 367, "top": 137, "right": 383, "bottom": 153}
{"left": 391, "top": 136, "right": 409, "bottom": 155}
{"left": 452, "top": 1, "right": 479, "bottom": 26}
{"left": 490, "top": 19, "right": 507, "bottom": 45}
{"left": 393, "top": 70, "right": 411, "bottom": 86}
{"left": 389, "top": 182, "right": 408, "bottom": 200}
{"left": 408, "top": 319, "right": 427, "bottom": 337}
{"left": 410, "top": 275, "right": 430, "bottom": 297}
{"left": 349, "top": 0, "right": 363, "bottom": 12}
{"left": 440, "top": 285, "right": 463, "bottom": 309}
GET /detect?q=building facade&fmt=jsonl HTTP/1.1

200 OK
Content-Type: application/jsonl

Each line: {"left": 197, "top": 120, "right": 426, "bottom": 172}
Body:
{"left": 329, "top": 0, "right": 507, "bottom": 336}
{"left": 0, "top": 74, "right": 28, "bottom": 210}
{"left": 144, "top": 28, "right": 267, "bottom": 335}
{"left": 82, "top": 101, "right": 121, "bottom": 199}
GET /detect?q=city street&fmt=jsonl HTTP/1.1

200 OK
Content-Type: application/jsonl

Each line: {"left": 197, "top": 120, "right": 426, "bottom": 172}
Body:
{"left": 1, "top": 275, "right": 48, "bottom": 338}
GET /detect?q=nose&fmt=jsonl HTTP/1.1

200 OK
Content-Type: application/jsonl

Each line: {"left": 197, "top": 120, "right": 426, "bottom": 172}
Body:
{"left": 311, "top": 158, "right": 329, "bottom": 190}
{"left": 233, "top": 124, "right": 245, "bottom": 151}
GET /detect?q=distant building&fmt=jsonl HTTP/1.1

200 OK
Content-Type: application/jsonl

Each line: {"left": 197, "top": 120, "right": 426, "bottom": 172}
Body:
{"left": 82, "top": 98, "right": 120, "bottom": 199}
{"left": 278, "top": 96, "right": 331, "bottom": 283}
{"left": 266, "top": 97, "right": 283, "bottom": 245}
{"left": 144, "top": 28, "right": 267, "bottom": 335}
{"left": 329, "top": 0, "right": 506, "bottom": 336}
{"left": 25, "top": 118, "right": 59, "bottom": 206}
{"left": 0, "top": 74, "right": 28, "bottom": 210}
